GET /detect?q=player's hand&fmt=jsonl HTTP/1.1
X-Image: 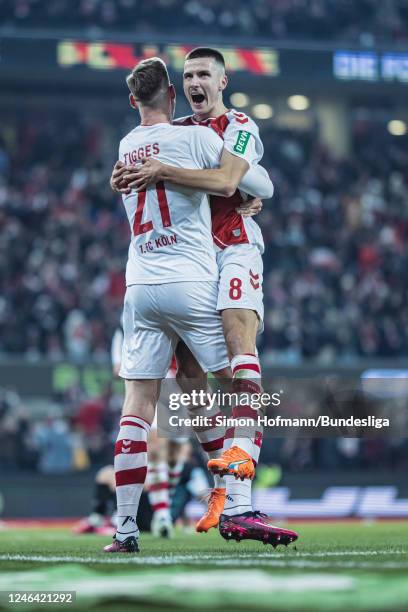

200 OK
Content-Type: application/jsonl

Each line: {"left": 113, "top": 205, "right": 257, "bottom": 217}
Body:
{"left": 236, "top": 197, "right": 263, "bottom": 217}
{"left": 110, "top": 160, "right": 133, "bottom": 195}
{"left": 127, "top": 158, "right": 165, "bottom": 191}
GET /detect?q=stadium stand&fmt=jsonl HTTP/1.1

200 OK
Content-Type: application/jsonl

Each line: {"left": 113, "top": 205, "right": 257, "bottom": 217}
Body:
{"left": 1, "top": 107, "right": 407, "bottom": 362}
{"left": 0, "top": 0, "right": 408, "bottom": 45}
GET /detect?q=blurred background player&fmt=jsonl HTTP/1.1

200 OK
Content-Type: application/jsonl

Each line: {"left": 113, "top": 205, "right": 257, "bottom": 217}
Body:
{"left": 73, "top": 464, "right": 116, "bottom": 535}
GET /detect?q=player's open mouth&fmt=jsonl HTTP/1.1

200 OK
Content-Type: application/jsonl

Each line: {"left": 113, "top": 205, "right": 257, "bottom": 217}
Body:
{"left": 191, "top": 93, "right": 205, "bottom": 104}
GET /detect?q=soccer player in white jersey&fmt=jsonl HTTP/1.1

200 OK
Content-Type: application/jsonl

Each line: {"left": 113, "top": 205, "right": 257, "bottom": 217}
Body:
{"left": 104, "top": 57, "right": 298, "bottom": 552}
{"left": 109, "top": 48, "right": 293, "bottom": 545}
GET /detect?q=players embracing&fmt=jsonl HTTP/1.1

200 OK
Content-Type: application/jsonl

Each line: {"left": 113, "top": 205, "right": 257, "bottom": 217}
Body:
{"left": 107, "top": 49, "right": 298, "bottom": 552}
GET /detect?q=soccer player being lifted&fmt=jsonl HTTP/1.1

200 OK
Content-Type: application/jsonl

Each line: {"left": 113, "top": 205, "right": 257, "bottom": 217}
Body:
{"left": 110, "top": 50, "right": 298, "bottom": 546}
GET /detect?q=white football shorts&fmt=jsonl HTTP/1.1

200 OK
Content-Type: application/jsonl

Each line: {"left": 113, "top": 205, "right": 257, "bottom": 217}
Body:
{"left": 119, "top": 281, "right": 229, "bottom": 379}
{"left": 216, "top": 244, "right": 264, "bottom": 331}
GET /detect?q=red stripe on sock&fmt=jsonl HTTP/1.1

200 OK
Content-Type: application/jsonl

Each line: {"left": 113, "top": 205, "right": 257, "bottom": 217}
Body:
{"left": 121, "top": 415, "right": 151, "bottom": 426}
{"left": 193, "top": 412, "right": 223, "bottom": 432}
{"left": 151, "top": 502, "right": 170, "bottom": 511}
{"left": 114, "top": 440, "right": 147, "bottom": 456}
{"left": 201, "top": 437, "right": 224, "bottom": 452}
{"left": 119, "top": 421, "right": 148, "bottom": 431}
{"left": 115, "top": 466, "right": 147, "bottom": 486}
{"left": 232, "top": 363, "right": 261, "bottom": 375}
{"left": 254, "top": 431, "right": 263, "bottom": 448}
{"left": 148, "top": 482, "right": 169, "bottom": 492}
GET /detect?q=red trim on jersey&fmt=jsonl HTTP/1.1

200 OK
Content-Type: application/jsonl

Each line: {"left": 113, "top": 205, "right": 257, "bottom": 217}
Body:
{"left": 115, "top": 466, "right": 147, "bottom": 486}
{"left": 235, "top": 116, "right": 249, "bottom": 124}
{"left": 173, "top": 117, "right": 195, "bottom": 126}
{"left": 212, "top": 233, "right": 228, "bottom": 249}
{"left": 210, "top": 190, "right": 249, "bottom": 249}
{"left": 208, "top": 115, "right": 230, "bottom": 139}
{"left": 174, "top": 112, "right": 250, "bottom": 249}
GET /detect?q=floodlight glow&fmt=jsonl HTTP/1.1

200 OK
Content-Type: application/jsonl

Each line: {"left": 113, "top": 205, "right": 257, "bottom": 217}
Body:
{"left": 252, "top": 104, "right": 273, "bottom": 119}
{"left": 288, "top": 95, "right": 310, "bottom": 111}
{"left": 230, "top": 92, "right": 249, "bottom": 107}
{"left": 388, "top": 120, "right": 406, "bottom": 136}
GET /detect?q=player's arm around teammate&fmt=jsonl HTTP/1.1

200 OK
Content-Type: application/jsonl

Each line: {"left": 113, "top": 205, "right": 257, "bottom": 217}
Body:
{"left": 121, "top": 148, "right": 273, "bottom": 200}
{"left": 111, "top": 159, "right": 265, "bottom": 217}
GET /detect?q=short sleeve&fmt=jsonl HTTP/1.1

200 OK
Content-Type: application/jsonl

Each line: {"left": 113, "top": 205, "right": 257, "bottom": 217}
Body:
{"left": 223, "top": 112, "right": 264, "bottom": 164}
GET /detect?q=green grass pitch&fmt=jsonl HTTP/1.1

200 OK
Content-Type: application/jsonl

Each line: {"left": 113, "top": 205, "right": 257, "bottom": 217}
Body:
{"left": 0, "top": 522, "right": 407, "bottom": 611}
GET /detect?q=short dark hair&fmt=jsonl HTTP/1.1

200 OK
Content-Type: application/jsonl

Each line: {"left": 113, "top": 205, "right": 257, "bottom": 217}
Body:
{"left": 185, "top": 47, "right": 225, "bottom": 69}
{"left": 126, "top": 57, "right": 170, "bottom": 106}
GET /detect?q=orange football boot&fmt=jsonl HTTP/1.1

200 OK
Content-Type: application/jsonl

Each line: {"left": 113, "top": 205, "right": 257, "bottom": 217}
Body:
{"left": 207, "top": 446, "right": 255, "bottom": 480}
{"left": 196, "top": 487, "right": 226, "bottom": 533}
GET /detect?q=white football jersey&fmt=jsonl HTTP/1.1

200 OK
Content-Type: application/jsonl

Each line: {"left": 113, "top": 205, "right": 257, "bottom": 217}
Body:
{"left": 119, "top": 123, "right": 224, "bottom": 285}
{"left": 175, "top": 109, "right": 265, "bottom": 254}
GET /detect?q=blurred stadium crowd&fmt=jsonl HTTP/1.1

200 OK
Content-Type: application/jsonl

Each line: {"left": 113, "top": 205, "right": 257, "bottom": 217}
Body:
{"left": 1, "top": 0, "right": 408, "bottom": 45}
{"left": 1, "top": 107, "right": 407, "bottom": 363}
{"left": 0, "top": 383, "right": 120, "bottom": 473}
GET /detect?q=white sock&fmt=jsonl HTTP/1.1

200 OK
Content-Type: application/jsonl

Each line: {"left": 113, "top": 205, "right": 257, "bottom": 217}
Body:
{"left": 114, "top": 415, "right": 150, "bottom": 541}
{"left": 222, "top": 430, "right": 253, "bottom": 516}
{"left": 223, "top": 477, "right": 252, "bottom": 516}
{"left": 188, "top": 401, "right": 226, "bottom": 490}
{"left": 207, "top": 450, "right": 226, "bottom": 489}
{"left": 116, "top": 515, "right": 139, "bottom": 540}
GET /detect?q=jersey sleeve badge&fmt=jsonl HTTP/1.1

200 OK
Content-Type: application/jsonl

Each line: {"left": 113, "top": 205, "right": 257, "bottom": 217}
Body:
{"left": 233, "top": 130, "right": 251, "bottom": 155}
